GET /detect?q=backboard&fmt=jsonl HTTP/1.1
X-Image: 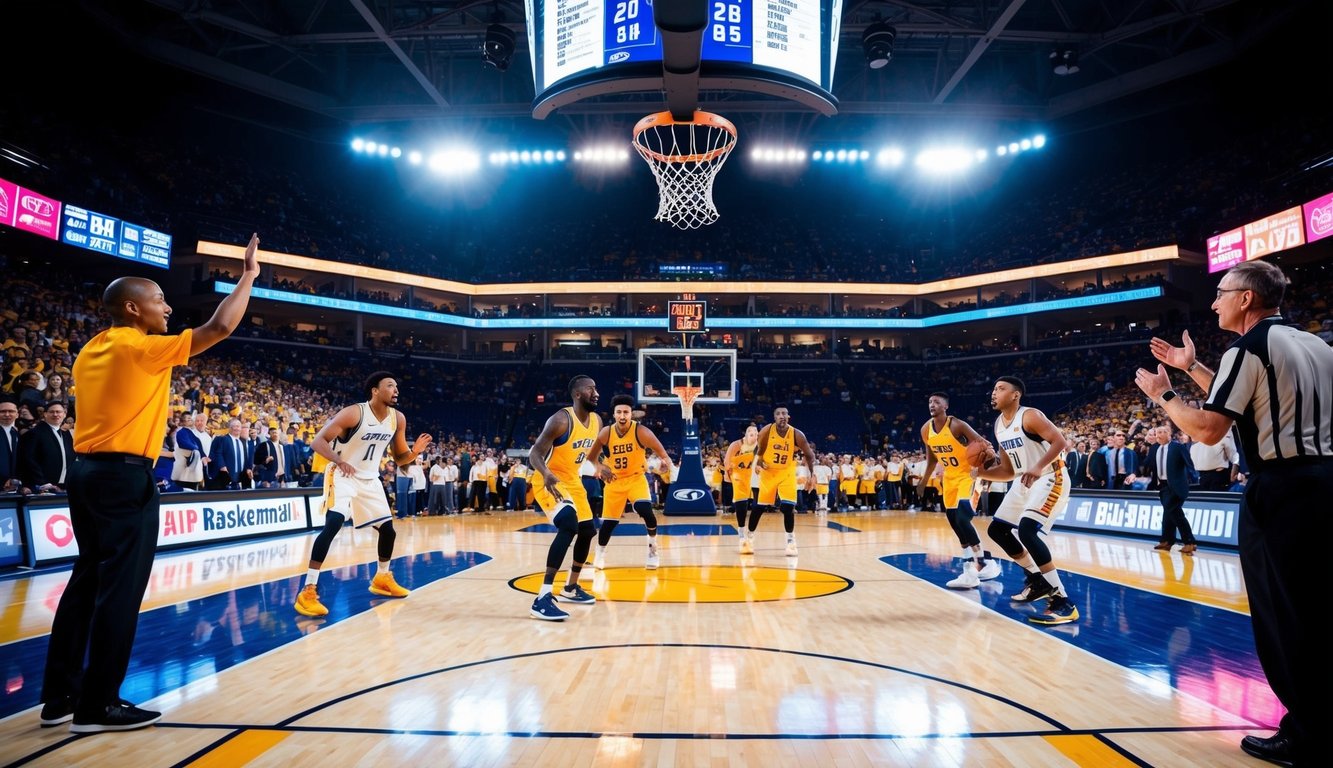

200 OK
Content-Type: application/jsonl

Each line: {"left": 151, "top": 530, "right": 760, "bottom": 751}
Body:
{"left": 636, "top": 349, "right": 737, "bottom": 405}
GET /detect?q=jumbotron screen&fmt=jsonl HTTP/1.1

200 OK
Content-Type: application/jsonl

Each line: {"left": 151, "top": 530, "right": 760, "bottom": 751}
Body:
{"left": 526, "top": 0, "right": 843, "bottom": 116}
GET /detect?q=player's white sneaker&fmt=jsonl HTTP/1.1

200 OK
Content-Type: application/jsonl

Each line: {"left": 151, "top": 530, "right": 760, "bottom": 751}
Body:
{"left": 646, "top": 543, "right": 659, "bottom": 570}
{"left": 785, "top": 539, "right": 798, "bottom": 557}
{"left": 947, "top": 562, "right": 981, "bottom": 589}
{"left": 978, "top": 560, "right": 1002, "bottom": 581}
{"left": 591, "top": 545, "right": 606, "bottom": 571}
{"left": 739, "top": 536, "right": 754, "bottom": 555}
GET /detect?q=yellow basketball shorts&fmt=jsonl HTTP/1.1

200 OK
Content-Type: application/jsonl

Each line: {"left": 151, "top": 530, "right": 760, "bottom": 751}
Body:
{"left": 758, "top": 470, "right": 798, "bottom": 506}
{"left": 531, "top": 474, "right": 593, "bottom": 522}
{"left": 603, "top": 474, "right": 651, "bottom": 520}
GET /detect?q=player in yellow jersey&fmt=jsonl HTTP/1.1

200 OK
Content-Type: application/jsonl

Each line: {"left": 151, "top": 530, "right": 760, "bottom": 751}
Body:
{"left": 295, "top": 372, "right": 432, "bottom": 617}
{"left": 751, "top": 405, "right": 817, "bottom": 556}
{"left": 585, "top": 395, "right": 674, "bottom": 570}
{"left": 918, "top": 392, "right": 1001, "bottom": 590}
{"left": 724, "top": 424, "right": 760, "bottom": 552}
{"left": 527, "top": 375, "right": 602, "bottom": 620}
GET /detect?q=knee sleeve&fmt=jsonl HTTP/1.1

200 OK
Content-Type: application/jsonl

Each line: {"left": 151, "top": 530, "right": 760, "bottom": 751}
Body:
{"left": 732, "top": 498, "right": 749, "bottom": 528}
{"left": 949, "top": 502, "right": 981, "bottom": 548}
{"left": 310, "top": 511, "right": 345, "bottom": 563}
{"left": 1018, "top": 518, "right": 1052, "bottom": 567}
{"left": 597, "top": 518, "right": 620, "bottom": 547}
{"left": 633, "top": 501, "right": 657, "bottom": 532}
{"left": 572, "top": 520, "right": 597, "bottom": 564}
{"left": 374, "top": 519, "right": 396, "bottom": 561}
{"left": 748, "top": 505, "right": 767, "bottom": 531}
{"left": 779, "top": 502, "right": 796, "bottom": 533}
{"left": 546, "top": 505, "right": 580, "bottom": 569}
{"left": 988, "top": 519, "right": 1025, "bottom": 558}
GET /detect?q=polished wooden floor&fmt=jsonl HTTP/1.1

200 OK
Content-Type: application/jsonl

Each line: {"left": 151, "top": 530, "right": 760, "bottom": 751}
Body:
{"left": 0, "top": 508, "right": 1277, "bottom": 767}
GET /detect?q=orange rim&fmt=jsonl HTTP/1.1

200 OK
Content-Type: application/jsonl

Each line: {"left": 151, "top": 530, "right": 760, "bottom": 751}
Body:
{"left": 633, "top": 110, "right": 737, "bottom": 164}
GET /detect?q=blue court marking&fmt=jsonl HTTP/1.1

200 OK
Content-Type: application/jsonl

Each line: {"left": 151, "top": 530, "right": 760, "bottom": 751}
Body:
{"left": 518, "top": 523, "right": 738, "bottom": 536}
{"left": 881, "top": 554, "right": 1274, "bottom": 725}
{"left": 825, "top": 521, "right": 860, "bottom": 532}
{"left": 0, "top": 552, "right": 490, "bottom": 722}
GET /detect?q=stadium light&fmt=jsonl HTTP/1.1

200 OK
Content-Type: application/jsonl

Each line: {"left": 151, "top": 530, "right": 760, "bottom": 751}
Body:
{"left": 428, "top": 149, "right": 481, "bottom": 175}
{"left": 351, "top": 138, "right": 366, "bottom": 152}
{"left": 408, "top": 150, "right": 423, "bottom": 165}
{"left": 914, "top": 147, "right": 973, "bottom": 175}
{"left": 1033, "top": 134, "right": 1047, "bottom": 149}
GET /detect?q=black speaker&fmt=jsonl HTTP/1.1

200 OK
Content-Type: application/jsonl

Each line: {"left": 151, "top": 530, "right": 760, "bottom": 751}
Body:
{"left": 483, "top": 24, "right": 516, "bottom": 72}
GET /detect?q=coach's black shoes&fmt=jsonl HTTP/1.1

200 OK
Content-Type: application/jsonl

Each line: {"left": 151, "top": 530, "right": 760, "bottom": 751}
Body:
{"left": 1240, "top": 732, "right": 1296, "bottom": 766}
{"left": 69, "top": 702, "right": 162, "bottom": 733}
{"left": 39, "top": 696, "right": 75, "bottom": 727}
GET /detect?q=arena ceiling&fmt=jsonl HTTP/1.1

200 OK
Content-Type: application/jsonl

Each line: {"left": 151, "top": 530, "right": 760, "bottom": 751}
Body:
{"left": 72, "top": 0, "right": 1315, "bottom": 125}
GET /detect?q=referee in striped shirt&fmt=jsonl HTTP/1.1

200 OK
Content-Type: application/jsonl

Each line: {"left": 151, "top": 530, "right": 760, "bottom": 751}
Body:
{"left": 1136, "top": 260, "right": 1331, "bottom": 767}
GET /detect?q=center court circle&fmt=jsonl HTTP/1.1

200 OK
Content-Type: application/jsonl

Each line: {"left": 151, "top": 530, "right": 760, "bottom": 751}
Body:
{"left": 508, "top": 565, "right": 853, "bottom": 602}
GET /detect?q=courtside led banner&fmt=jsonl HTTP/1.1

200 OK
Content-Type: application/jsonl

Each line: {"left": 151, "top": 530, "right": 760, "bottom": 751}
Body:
{"left": 1055, "top": 490, "right": 1240, "bottom": 547}
{"left": 0, "top": 504, "right": 21, "bottom": 568}
{"left": 26, "top": 494, "right": 311, "bottom": 565}
{"left": 0, "top": 176, "right": 61, "bottom": 239}
{"left": 1304, "top": 191, "right": 1333, "bottom": 244}
{"left": 1207, "top": 227, "right": 1245, "bottom": 273}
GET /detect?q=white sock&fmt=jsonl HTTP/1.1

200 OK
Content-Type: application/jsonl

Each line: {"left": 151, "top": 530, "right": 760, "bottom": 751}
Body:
{"left": 377, "top": 560, "right": 390, "bottom": 575}
{"left": 786, "top": 533, "right": 795, "bottom": 543}
{"left": 1041, "top": 570, "right": 1065, "bottom": 594}
{"left": 539, "top": 583, "right": 553, "bottom": 597}
{"left": 304, "top": 569, "right": 320, "bottom": 588}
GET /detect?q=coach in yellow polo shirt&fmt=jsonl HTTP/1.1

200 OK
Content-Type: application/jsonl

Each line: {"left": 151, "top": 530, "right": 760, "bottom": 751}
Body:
{"left": 41, "top": 234, "right": 262, "bottom": 734}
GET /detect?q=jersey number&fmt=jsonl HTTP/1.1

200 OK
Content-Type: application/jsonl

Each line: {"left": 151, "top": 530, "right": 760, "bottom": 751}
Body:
{"left": 614, "top": 456, "right": 629, "bottom": 470}
{"left": 1007, "top": 451, "right": 1023, "bottom": 470}
{"left": 363, "top": 443, "right": 382, "bottom": 463}
{"left": 941, "top": 456, "right": 960, "bottom": 467}
{"left": 772, "top": 453, "right": 789, "bottom": 465}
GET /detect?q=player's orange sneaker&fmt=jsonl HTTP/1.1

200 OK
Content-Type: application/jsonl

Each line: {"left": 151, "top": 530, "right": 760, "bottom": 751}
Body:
{"left": 294, "top": 584, "right": 328, "bottom": 616}
{"left": 370, "top": 571, "right": 410, "bottom": 598}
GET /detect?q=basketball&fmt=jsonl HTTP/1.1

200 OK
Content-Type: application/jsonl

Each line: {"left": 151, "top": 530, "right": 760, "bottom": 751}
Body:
{"left": 966, "top": 439, "right": 998, "bottom": 470}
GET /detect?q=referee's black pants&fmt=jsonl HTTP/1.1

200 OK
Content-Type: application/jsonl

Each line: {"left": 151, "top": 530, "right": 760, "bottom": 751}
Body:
{"left": 42, "top": 455, "right": 160, "bottom": 715}
{"left": 1240, "top": 461, "right": 1330, "bottom": 762}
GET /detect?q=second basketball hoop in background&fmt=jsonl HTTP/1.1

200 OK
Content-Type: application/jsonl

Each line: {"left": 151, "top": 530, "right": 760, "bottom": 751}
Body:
{"left": 633, "top": 110, "right": 737, "bottom": 230}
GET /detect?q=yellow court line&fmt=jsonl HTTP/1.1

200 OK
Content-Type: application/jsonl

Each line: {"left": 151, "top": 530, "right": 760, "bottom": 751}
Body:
{"left": 188, "top": 729, "right": 290, "bottom": 768}
{"left": 1043, "top": 734, "right": 1139, "bottom": 767}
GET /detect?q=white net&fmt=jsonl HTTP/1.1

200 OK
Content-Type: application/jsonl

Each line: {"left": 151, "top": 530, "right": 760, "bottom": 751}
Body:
{"left": 673, "top": 386, "right": 702, "bottom": 421}
{"left": 633, "top": 111, "right": 737, "bottom": 230}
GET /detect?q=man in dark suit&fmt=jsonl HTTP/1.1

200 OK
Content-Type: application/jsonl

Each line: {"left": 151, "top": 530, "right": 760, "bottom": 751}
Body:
{"left": 1086, "top": 437, "right": 1108, "bottom": 489}
{"left": 208, "top": 418, "right": 252, "bottom": 490}
{"left": 1, "top": 400, "right": 21, "bottom": 492}
{"left": 1148, "top": 424, "right": 1197, "bottom": 554}
{"left": 18, "top": 401, "right": 75, "bottom": 493}
{"left": 1106, "top": 431, "right": 1137, "bottom": 489}
{"left": 254, "top": 427, "right": 297, "bottom": 487}
{"left": 1065, "top": 440, "right": 1089, "bottom": 489}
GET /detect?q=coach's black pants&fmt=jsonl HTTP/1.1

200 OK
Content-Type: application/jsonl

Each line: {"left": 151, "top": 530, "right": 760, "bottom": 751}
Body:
{"left": 1239, "top": 460, "right": 1331, "bottom": 764}
{"left": 1158, "top": 488, "right": 1195, "bottom": 545}
{"left": 1197, "top": 468, "right": 1231, "bottom": 491}
{"left": 42, "top": 454, "right": 160, "bottom": 715}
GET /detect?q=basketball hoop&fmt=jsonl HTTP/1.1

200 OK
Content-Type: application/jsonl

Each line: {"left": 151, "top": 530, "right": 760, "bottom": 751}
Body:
{"left": 633, "top": 110, "right": 737, "bottom": 230}
{"left": 672, "top": 385, "right": 703, "bottom": 422}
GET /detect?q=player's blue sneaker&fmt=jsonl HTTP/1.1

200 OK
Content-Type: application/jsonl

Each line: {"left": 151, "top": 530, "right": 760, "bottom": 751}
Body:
{"left": 1029, "top": 594, "right": 1080, "bottom": 625}
{"left": 557, "top": 583, "right": 596, "bottom": 604}
{"left": 1010, "top": 571, "right": 1055, "bottom": 603}
{"left": 530, "top": 593, "right": 569, "bottom": 621}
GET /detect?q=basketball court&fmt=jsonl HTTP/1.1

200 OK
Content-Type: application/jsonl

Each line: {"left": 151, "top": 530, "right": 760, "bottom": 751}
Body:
{"left": 1, "top": 508, "right": 1269, "bottom": 766}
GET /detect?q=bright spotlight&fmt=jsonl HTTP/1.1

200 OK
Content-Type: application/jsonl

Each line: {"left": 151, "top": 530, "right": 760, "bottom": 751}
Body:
{"left": 1033, "top": 134, "right": 1047, "bottom": 149}
{"left": 1008, "top": 142, "right": 1019, "bottom": 154}
{"left": 1020, "top": 138, "right": 1032, "bottom": 151}
{"left": 408, "top": 150, "right": 423, "bottom": 165}
{"left": 376, "top": 145, "right": 388, "bottom": 157}
{"left": 428, "top": 149, "right": 481, "bottom": 175}
{"left": 364, "top": 141, "right": 378, "bottom": 153}
{"left": 351, "top": 138, "right": 365, "bottom": 152}
{"left": 543, "top": 150, "right": 555, "bottom": 163}
{"left": 996, "top": 145, "right": 1008, "bottom": 156}
{"left": 835, "top": 149, "right": 848, "bottom": 162}
{"left": 812, "top": 150, "right": 823, "bottom": 161}
{"left": 520, "top": 150, "right": 532, "bottom": 163}
{"left": 975, "top": 148, "right": 988, "bottom": 161}
{"left": 914, "top": 147, "right": 973, "bottom": 175}
{"left": 556, "top": 150, "right": 566, "bottom": 161}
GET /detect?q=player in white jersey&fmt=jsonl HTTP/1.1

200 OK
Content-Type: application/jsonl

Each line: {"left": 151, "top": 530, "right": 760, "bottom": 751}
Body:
{"left": 976, "top": 376, "right": 1079, "bottom": 625}
{"left": 294, "top": 372, "right": 432, "bottom": 617}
